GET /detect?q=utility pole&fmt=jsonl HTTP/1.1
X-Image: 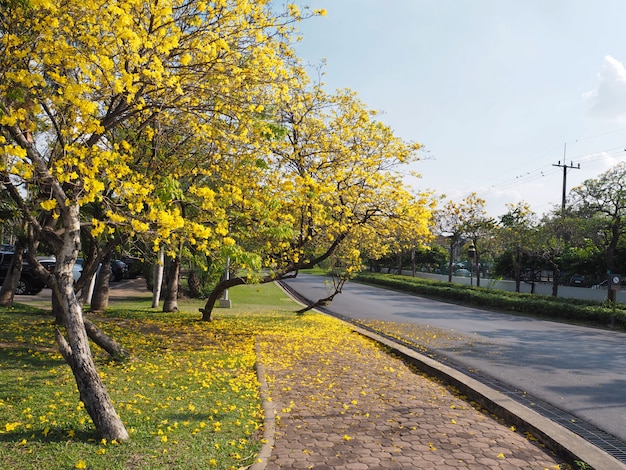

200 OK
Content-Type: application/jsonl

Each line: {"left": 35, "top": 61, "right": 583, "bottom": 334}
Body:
{"left": 552, "top": 143, "right": 580, "bottom": 210}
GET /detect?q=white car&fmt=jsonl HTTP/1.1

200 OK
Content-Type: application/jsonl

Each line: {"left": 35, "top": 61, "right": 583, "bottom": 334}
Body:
{"left": 72, "top": 258, "right": 83, "bottom": 282}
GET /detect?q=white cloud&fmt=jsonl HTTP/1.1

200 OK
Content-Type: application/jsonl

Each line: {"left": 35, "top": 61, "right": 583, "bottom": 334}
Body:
{"left": 584, "top": 55, "right": 626, "bottom": 121}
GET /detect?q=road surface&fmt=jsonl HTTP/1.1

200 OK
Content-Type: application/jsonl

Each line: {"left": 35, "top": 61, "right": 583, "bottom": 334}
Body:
{"left": 282, "top": 274, "right": 626, "bottom": 444}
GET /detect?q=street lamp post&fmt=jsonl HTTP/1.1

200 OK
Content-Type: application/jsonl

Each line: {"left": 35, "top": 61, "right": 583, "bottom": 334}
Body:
{"left": 219, "top": 257, "right": 232, "bottom": 308}
{"left": 467, "top": 242, "right": 476, "bottom": 287}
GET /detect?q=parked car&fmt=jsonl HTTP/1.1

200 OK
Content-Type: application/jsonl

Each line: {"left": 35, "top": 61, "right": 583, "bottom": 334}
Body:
{"left": 0, "top": 250, "right": 48, "bottom": 295}
{"left": 72, "top": 258, "right": 84, "bottom": 282}
{"left": 71, "top": 258, "right": 129, "bottom": 283}
{"left": 454, "top": 268, "right": 471, "bottom": 277}
{"left": 568, "top": 274, "right": 591, "bottom": 288}
{"left": 110, "top": 260, "right": 128, "bottom": 282}
{"left": 120, "top": 256, "right": 143, "bottom": 279}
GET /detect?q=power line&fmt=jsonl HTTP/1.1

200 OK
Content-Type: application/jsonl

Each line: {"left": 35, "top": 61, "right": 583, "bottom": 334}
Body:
{"left": 474, "top": 145, "right": 625, "bottom": 200}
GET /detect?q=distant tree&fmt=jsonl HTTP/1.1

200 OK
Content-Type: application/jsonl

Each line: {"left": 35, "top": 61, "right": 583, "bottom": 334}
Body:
{"left": 434, "top": 199, "right": 465, "bottom": 282}
{"left": 497, "top": 202, "right": 537, "bottom": 292}
{"left": 570, "top": 162, "right": 626, "bottom": 302}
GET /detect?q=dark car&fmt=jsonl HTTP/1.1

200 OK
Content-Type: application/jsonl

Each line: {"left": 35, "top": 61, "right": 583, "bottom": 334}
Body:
{"left": 120, "top": 256, "right": 143, "bottom": 279}
{"left": 0, "top": 250, "right": 48, "bottom": 295}
{"left": 568, "top": 274, "right": 590, "bottom": 288}
{"left": 110, "top": 260, "right": 128, "bottom": 282}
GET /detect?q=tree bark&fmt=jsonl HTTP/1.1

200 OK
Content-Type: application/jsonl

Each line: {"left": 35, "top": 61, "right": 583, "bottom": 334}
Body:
{"left": 152, "top": 247, "right": 164, "bottom": 308}
{"left": 83, "top": 318, "right": 129, "bottom": 360}
{"left": 447, "top": 240, "right": 455, "bottom": 283}
{"left": 200, "top": 277, "right": 247, "bottom": 321}
{"left": 0, "top": 244, "right": 23, "bottom": 306}
{"left": 475, "top": 247, "right": 481, "bottom": 288}
{"left": 52, "top": 205, "right": 128, "bottom": 441}
{"left": 90, "top": 252, "right": 111, "bottom": 312}
{"left": 513, "top": 248, "right": 521, "bottom": 293}
{"left": 162, "top": 254, "right": 180, "bottom": 312}
{"left": 551, "top": 264, "right": 560, "bottom": 297}
{"left": 4, "top": 122, "right": 127, "bottom": 440}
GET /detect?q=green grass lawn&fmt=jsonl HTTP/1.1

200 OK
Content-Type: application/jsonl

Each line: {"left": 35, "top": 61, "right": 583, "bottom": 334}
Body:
{"left": 0, "top": 282, "right": 303, "bottom": 470}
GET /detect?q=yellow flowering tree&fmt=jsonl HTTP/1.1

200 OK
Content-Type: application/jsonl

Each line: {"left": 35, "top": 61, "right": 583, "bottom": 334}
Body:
{"left": 0, "top": 0, "right": 311, "bottom": 440}
{"left": 199, "top": 86, "right": 434, "bottom": 319}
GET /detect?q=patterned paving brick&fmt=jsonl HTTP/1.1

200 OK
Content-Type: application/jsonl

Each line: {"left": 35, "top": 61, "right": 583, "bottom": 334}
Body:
{"left": 258, "top": 331, "right": 569, "bottom": 469}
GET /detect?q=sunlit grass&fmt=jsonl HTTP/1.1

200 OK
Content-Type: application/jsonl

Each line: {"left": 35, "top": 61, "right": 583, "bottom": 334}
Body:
{"left": 0, "top": 282, "right": 305, "bottom": 470}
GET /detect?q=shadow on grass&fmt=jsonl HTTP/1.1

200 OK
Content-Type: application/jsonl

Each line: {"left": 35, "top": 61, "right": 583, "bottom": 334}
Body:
{"left": 0, "top": 426, "right": 99, "bottom": 444}
{"left": 0, "top": 303, "right": 51, "bottom": 316}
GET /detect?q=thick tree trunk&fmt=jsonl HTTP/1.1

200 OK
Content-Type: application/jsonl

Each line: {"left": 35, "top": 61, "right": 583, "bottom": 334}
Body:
{"left": 0, "top": 245, "right": 23, "bottom": 307}
{"left": 162, "top": 255, "right": 180, "bottom": 312}
{"left": 53, "top": 205, "right": 128, "bottom": 441}
{"left": 90, "top": 252, "right": 111, "bottom": 312}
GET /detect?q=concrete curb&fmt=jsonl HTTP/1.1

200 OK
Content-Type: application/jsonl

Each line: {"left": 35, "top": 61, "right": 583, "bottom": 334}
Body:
{"left": 348, "top": 322, "right": 626, "bottom": 470}
{"left": 249, "top": 340, "right": 275, "bottom": 470}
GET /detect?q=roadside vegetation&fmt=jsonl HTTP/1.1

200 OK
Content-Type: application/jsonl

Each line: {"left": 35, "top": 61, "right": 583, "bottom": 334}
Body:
{"left": 354, "top": 272, "right": 626, "bottom": 329}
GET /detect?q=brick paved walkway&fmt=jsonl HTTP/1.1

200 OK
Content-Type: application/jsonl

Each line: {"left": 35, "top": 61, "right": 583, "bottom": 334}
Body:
{"left": 258, "top": 331, "right": 568, "bottom": 469}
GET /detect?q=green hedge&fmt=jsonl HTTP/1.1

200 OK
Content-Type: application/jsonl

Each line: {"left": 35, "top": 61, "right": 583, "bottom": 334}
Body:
{"left": 354, "top": 272, "right": 626, "bottom": 329}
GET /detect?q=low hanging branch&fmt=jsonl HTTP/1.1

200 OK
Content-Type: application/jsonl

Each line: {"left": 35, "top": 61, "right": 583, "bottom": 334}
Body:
{"left": 84, "top": 319, "right": 130, "bottom": 360}
{"left": 295, "top": 275, "right": 348, "bottom": 314}
{"left": 200, "top": 234, "right": 349, "bottom": 321}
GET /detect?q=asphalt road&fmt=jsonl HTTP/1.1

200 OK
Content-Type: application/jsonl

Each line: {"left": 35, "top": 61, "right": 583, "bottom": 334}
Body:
{"left": 282, "top": 274, "right": 626, "bottom": 444}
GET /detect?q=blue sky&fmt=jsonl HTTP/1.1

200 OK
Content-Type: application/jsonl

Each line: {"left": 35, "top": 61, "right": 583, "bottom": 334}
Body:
{"left": 292, "top": 0, "right": 626, "bottom": 217}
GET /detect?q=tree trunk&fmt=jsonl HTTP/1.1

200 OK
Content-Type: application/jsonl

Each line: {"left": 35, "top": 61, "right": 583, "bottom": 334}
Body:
{"left": 551, "top": 264, "right": 559, "bottom": 297}
{"left": 152, "top": 247, "right": 164, "bottom": 308}
{"left": 90, "top": 252, "right": 111, "bottom": 312}
{"left": 83, "top": 319, "right": 129, "bottom": 360}
{"left": 162, "top": 254, "right": 180, "bottom": 312}
{"left": 53, "top": 205, "right": 128, "bottom": 441}
{"left": 447, "top": 241, "right": 454, "bottom": 283}
{"left": 513, "top": 249, "right": 521, "bottom": 293}
{"left": 200, "top": 277, "right": 247, "bottom": 321}
{"left": 0, "top": 244, "right": 23, "bottom": 306}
